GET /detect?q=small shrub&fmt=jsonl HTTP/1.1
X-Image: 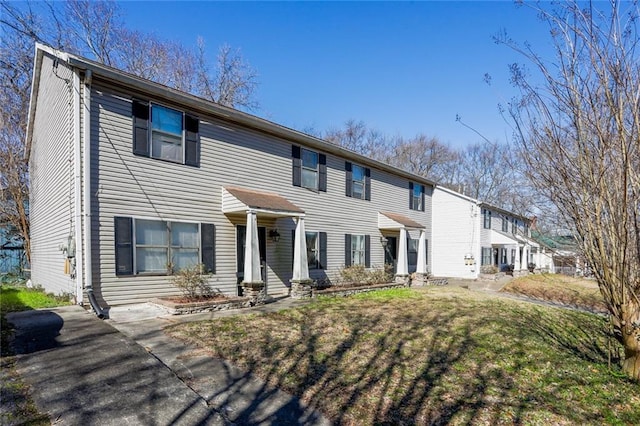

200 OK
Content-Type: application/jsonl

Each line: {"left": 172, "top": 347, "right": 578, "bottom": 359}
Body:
{"left": 481, "top": 265, "right": 499, "bottom": 274}
{"left": 171, "top": 264, "right": 212, "bottom": 300}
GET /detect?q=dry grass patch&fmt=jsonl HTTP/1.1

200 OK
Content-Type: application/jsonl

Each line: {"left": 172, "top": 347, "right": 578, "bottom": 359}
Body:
{"left": 167, "top": 287, "right": 639, "bottom": 425}
{"left": 501, "top": 274, "right": 607, "bottom": 313}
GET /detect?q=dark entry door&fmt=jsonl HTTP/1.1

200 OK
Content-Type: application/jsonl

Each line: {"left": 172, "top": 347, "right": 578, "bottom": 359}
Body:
{"left": 236, "top": 225, "right": 266, "bottom": 295}
{"left": 384, "top": 236, "right": 398, "bottom": 272}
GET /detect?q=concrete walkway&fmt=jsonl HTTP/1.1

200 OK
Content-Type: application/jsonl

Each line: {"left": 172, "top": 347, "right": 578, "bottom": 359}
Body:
{"left": 107, "top": 297, "right": 330, "bottom": 425}
{"left": 7, "top": 298, "right": 331, "bottom": 425}
{"left": 7, "top": 306, "right": 224, "bottom": 425}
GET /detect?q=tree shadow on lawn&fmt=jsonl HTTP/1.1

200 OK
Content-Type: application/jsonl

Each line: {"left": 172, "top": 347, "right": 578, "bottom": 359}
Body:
{"left": 169, "top": 292, "right": 636, "bottom": 425}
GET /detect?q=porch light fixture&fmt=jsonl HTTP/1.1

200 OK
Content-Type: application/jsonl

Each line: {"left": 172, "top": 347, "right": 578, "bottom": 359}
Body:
{"left": 268, "top": 229, "right": 281, "bottom": 243}
{"left": 380, "top": 237, "right": 388, "bottom": 247}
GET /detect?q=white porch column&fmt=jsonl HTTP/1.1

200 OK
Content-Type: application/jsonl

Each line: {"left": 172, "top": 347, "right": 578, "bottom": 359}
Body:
{"left": 416, "top": 230, "right": 427, "bottom": 274}
{"left": 292, "top": 217, "right": 310, "bottom": 282}
{"left": 514, "top": 244, "right": 521, "bottom": 271}
{"left": 396, "top": 228, "right": 409, "bottom": 277}
{"left": 243, "top": 211, "right": 262, "bottom": 283}
{"left": 522, "top": 245, "right": 529, "bottom": 270}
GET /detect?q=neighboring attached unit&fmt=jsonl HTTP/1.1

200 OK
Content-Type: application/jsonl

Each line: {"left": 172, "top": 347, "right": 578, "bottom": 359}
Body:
{"left": 431, "top": 186, "right": 537, "bottom": 279}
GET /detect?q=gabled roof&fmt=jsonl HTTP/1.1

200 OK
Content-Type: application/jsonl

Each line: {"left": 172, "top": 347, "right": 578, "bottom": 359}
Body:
{"left": 26, "top": 43, "right": 436, "bottom": 190}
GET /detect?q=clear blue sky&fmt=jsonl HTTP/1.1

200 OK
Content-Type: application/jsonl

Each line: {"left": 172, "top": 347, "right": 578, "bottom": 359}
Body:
{"left": 118, "top": 1, "right": 552, "bottom": 149}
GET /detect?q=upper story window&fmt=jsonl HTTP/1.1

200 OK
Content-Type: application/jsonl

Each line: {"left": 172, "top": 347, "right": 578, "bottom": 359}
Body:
{"left": 502, "top": 216, "right": 509, "bottom": 232}
{"left": 151, "top": 105, "right": 183, "bottom": 163}
{"left": 483, "top": 209, "right": 492, "bottom": 229}
{"left": 345, "top": 162, "right": 371, "bottom": 200}
{"left": 132, "top": 100, "right": 200, "bottom": 167}
{"left": 512, "top": 218, "right": 517, "bottom": 233}
{"left": 409, "top": 182, "right": 425, "bottom": 211}
{"left": 292, "top": 145, "right": 327, "bottom": 192}
{"left": 114, "top": 217, "right": 215, "bottom": 276}
{"left": 302, "top": 149, "right": 318, "bottom": 189}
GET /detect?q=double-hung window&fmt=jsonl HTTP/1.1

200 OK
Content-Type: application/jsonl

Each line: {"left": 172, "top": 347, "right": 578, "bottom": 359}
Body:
{"left": 292, "top": 146, "right": 327, "bottom": 191}
{"left": 481, "top": 247, "right": 492, "bottom": 266}
{"left": 135, "top": 219, "right": 170, "bottom": 273}
{"left": 132, "top": 100, "right": 200, "bottom": 166}
{"left": 409, "top": 182, "right": 425, "bottom": 211}
{"left": 306, "top": 231, "right": 320, "bottom": 269}
{"left": 115, "top": 217, "right": 215, "bottom": 275}
{"left": 301, "top": 149, "right": 318, "bottom": 189}
{"left": 151, "top": 105, "right": 183, "bottom": 163}
{"left": 502, "top": 217, "right": 509, "bottom": 232}
{"left": 511, "top": 218, "right": 517, "bottom": 233}
{"left": 351, "top": 234, "right": 367, "bottom": 266}
{"left": 345, "top": 162, "right": 371, "bottom": 200}
{"left": 344, "top": 234, "right": 370, "bottom": 267}
{"left": 483, "top": 209, "right": 492, "bottom": 229}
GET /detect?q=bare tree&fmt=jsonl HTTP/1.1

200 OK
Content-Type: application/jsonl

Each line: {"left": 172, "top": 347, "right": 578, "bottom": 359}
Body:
{"left": 388, "top": 134, "right": 459, "bottom": 182}
{"left": 501, "top": 0, "right": 640, "bottom": 380}
{"left": 0, "top": 0, "right": 259, "bottom": 261}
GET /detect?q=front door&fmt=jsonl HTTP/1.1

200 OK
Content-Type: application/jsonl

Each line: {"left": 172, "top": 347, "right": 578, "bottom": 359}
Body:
{"left": 384, "top": 236, "right": 398, "bottom": 273}
{"left": 236, "top": 225, "right": 267, "bottom": 295}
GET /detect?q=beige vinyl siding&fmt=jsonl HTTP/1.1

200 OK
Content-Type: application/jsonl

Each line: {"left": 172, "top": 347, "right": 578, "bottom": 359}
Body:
{"left": 91, "top": 85, "right": 432, "bottom": 305}
{"left": 29, "top": 53, "right": 77, "bottom": 296}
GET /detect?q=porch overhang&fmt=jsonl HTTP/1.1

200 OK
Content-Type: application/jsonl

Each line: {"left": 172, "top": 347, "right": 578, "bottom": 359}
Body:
{"left": 490, "top": 229, "right": 519, "bottom": 245}
{"left": 378, "top": 212, "right": 425, "bottom": 230}
{"left": 222, "top": 186, "right": 305, "bottom": 218}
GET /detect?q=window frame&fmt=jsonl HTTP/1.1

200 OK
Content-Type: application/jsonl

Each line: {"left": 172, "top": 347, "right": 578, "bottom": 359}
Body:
{"left": 483, "top": 209, "right": 492, "bottom": 229}
{"left": 410, "top": 182, "right": 425, "bottom": 211}
{"left": 501, "top": 216, "right": 509, "bottom": 232}
{"left": 306, "top": 231, "right": 320, "bottom": 270}
{"left": 351, "top": 164, "right": 366, "bottom": 200}
{"left": 481, "top": 247, "right": 492, "bottom": 266}
{"left": 351, "top": 234, "right": 367, "bottom": 266}
{"left": 132, "top": 218, "right": 201, "bottom": 275}
{"left": 301, "top": 148, "right": 319, "bottom": 190}
{"left": 150, "top": 103, "right": 185, "bottom": 164}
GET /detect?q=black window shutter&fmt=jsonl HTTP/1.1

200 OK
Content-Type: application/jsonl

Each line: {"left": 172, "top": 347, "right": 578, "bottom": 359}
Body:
{"left": 409, "top": 182, "right": 414, "bottom": 210}
{"left": 344, "top": 234, "right": 352, "bottom": 266}
{"left": 292, "top": 145, "right": 301, "bottom": 187}
{"left": 132, "top": 100, "right": 149, "bottom": 157}
{"left": 114, "top": 217, "right": 133, "bottom": 275}
{"left": 421, "top": 185, "right": 426, "bottom": 212}
{"left": 345, "top": 161, "right": 353, "bottom": 197}
{"left": 201, "top": 223, "right": 215, "bottom": 274}
{"left": 365, "top": 168, "right": 371, "bottom": 201}
{"left": 365, "top": 235, "right": 371, "bottom": 268}
{"left": 185, "top": 115, "right": 200, "bottom": 167}
{"left": 319, "top": 232, "right": 327, "bottom": 270}
{"left": 319, "top": 154, "right": 327, "bottom": 192}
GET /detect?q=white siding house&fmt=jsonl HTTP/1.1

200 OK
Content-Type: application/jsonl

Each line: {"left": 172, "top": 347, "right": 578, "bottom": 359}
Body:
{"left": 26, "top": 44, "right": 434, "bottom": 309}
{"left": 431, "top": 187, "right": 481, "bottom": 279}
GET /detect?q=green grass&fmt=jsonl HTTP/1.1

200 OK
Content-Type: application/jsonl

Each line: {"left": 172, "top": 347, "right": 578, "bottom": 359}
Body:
{"left": 167, "top": 287, "right": 639, "bottom": 425}
{"left": 1, "top": 284, "right": 69, "bottom": 426}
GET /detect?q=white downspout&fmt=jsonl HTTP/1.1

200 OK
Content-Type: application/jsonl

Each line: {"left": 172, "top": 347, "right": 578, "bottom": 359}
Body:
{"left": 73, "top": 71, "right": 83, "bottom": 303}
{"left": 82, "top": 70, "right": 104, "bottom": 318}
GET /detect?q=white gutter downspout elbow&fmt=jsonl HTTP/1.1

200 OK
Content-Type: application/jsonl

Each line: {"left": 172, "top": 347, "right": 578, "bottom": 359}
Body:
{"left": 82, "top": 69, "right": 105, "bottom": 319}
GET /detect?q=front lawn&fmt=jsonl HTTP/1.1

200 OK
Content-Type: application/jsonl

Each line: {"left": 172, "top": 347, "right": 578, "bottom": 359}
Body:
{"left": 501, "top": 274, "right": 607, "bottom": 313}
{"left": 167, "top": 287, "right": 639, "bottom": 425}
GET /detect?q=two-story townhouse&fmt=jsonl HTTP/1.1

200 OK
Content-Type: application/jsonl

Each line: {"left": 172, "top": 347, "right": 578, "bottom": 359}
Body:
{"left": 478, "top": 203, "right": 538, "bottom": 274}
{"left": 26, "top": 44, "right": 433, "bottom": 313}
{"left": 431, "top": 186, "right": 538, "bottom": 278}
